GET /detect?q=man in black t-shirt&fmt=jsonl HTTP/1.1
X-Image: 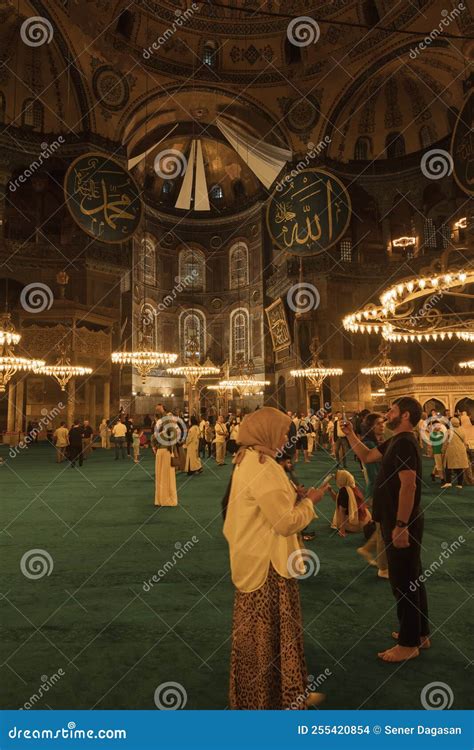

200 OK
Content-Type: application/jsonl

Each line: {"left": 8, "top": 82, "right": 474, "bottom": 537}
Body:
{"left": 343, "top": 396, "right": 430, "bottom": 663}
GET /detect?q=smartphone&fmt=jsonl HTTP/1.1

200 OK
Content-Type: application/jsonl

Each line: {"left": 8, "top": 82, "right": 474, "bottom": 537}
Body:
{"left": 320, "top": 473, "right": 335, "bottom": 486}
{"left": 342, "top": 407, "right": 348, "bottom": 427}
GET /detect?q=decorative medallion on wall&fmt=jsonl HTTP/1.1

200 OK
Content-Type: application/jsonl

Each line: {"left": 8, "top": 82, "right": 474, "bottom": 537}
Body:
{"left": 281, "top": 94, "right": 320, "bottom": 135}
{"left": 211, "top": 298, "right": 223, "bottom": 310}
{"left": 210, "top": 235, "right": 223, "bottom": 249}
{"left": 64, "top": 153, "right": 142, "bottom": 244}
{"left": 265, "top": 299, "right": 291, "bottom": 352}
{"left": 160, "top": 233, "right": 175, "bottom": 247}
{"left": 266, "top": 168, "right": 351, "bottom": 256}
{"left": 451, "top": 89, "right": 473, "bottom": 196}
{"left": 92, "top": 65, "right": 130, "bottom": 112}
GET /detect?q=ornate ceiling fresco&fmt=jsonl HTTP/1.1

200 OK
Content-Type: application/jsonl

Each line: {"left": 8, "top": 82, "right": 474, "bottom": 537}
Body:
{"left": 0, "top": 0, "right": 471, "bottom": 212}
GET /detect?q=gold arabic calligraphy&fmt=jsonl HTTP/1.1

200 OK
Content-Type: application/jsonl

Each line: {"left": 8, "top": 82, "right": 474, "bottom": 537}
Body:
{"left": 75, "top": 167, "right": 137, "bottom": 236}
{"left": 273, "top": 178, "right": 343, "bottom": 249}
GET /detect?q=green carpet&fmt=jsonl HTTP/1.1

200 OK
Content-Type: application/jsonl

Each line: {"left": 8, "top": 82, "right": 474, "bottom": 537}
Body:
{"left": 0, "top": 442, "right": 472, "bottom": 710}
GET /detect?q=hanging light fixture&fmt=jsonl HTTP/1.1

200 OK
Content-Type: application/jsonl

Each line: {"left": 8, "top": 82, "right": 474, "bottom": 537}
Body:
{"left": 167, "top": 336, "right": 220, "bottom": 413}
{"left": 0, "top": 313, "right": 45, "bottom": 392}
{"left": 459, "top": 360, "right": 474, "bottom": 370}
{"left": 361, "top": 341, "right": 410, "bottom": 388}
{"left": 291, "top": 338, "right": 343, "bottom": 391}
{"left": 35, "top": 347, "right": 92, "bottom": 391}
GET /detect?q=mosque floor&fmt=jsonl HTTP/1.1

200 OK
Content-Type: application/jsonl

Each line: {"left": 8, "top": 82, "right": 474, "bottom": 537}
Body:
{"left": 0, "top": 443, "right": 471, "bottom": 710}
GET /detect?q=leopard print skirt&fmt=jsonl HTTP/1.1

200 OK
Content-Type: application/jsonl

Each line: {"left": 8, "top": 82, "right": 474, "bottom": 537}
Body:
{"left": 229, "top": 564, "right": 308, "bottom": 710}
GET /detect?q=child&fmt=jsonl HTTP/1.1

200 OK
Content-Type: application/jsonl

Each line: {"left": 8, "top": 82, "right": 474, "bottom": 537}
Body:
{"left": 329, "top": 469, "right": 371, "bottom": 537}
{"left": 429, "top": 421, "right": 445, "bottom": 481}
{"left": 132, "top": 427, "right": 141, "bottom": 463}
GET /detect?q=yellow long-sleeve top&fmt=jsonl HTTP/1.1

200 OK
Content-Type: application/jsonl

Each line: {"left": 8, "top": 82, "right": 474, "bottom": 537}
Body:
{"left": 223, "top": 449, "right": 315, "bottom": 592}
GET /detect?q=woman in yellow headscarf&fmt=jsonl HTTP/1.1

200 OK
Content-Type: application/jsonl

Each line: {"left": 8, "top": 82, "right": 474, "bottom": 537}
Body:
{"left": 223, "top": 406, "right": 329, "bottom": 710}
{"left": 329, "top": 469, "right": 371, "bottom": 536}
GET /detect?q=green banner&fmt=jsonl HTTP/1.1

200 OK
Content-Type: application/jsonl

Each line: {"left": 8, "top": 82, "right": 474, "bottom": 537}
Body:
{"left": 266, "top": 168, "right": 351, "bottom": 255}
{"left": 64, "top": 152, "right": 142, "bottom": 243}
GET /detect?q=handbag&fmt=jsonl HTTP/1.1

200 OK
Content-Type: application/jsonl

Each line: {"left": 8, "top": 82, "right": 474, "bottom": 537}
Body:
{"left": 170, "top": 450, "right": 180, "bottom": 468}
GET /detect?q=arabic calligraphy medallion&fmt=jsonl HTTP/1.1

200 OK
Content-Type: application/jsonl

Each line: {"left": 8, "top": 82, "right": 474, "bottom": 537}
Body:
{"left": 266, "top": 168, "right": 351, "bottom": 255}
{"left": 64, "top": 152, "right": 142, "bottom": 243}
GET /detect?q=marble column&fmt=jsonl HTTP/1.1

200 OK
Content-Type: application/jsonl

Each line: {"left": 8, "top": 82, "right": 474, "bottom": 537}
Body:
{"left": 89, "top": 381, "right": 97, "bottom": 428}
{"left": 67, "top": 377, "right": 75, "bottom": 426}
{"left": 14, "top": 379, "right": 24, "bottom": 432}
{"left": 7, "top": 382, "right": 15, "bottom": 432}
{"left": 103, "top": 380, "right": 110, "bottom": 421}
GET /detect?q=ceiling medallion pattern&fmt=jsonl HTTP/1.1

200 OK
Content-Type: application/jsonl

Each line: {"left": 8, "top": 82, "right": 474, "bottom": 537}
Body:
{"left": 92, "top": 65, "right": 130, "bottom": 112}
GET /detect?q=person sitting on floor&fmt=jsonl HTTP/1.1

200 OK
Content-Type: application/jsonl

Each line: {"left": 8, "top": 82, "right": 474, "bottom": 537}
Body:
{"left": 329, "top": 469, "right": 371, "bottom": 537}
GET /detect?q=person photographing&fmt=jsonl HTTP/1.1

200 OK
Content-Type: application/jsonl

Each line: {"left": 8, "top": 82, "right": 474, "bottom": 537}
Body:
{"left": 341, "top": 397, "right": 430, "bottom": 663}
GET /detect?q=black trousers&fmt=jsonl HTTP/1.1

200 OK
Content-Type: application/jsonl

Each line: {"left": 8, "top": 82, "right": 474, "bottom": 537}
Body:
{"left": 69, "top": 446, "right": 83, "bottom": 467}
{"left": 445, "top": 467, "right": 464, "bottom": 486}
{"left": 383, "top": 518, "right": 429, "bottom": 647}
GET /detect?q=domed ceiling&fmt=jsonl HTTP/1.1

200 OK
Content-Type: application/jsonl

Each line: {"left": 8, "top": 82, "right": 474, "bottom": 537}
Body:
{"left": 135, "top": 135, "right": 263, "bottom": 213}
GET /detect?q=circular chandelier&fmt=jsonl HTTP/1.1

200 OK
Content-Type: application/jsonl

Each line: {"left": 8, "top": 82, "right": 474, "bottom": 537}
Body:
{"left": 361, "top": 342, "right": 411, "bottom": 388}
{"left": 219, "top": 359, "right": 269, "bottom": 397}
{"left": 291, "top": 338, "right": 342, "bottom": 390}
{"left": 36, "top": 355, "right": 93, "bottom": 391}
{"left": 459, "top": 360, "right": 474, "bottom": 370}
{"left": 167, "top": 358, "right": 220, "bottom": 387}
{"left": 207, "top": 383, "right": 234, "bottom": 396}
{"left": 0, "top": 314, "right": 21, "bottom": 347}
{"left": 0, "top": 356, "right": 46, "bottom": 392}
{"left": 0, "top": 313, "right": 45, "bottom": 391}
{"left": 343, "top": 263, "right": 474, "bottom": 344}
{"left": 112, "top": 349, "right": 178, "bottom": 384}
{"left": 167, "top": 338, "right": 220, "bottom": 386}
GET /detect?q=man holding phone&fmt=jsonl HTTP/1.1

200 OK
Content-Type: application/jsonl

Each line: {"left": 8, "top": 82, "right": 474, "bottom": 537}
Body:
{"left": 342, "top": 397, "right": 430, "bottom": 663}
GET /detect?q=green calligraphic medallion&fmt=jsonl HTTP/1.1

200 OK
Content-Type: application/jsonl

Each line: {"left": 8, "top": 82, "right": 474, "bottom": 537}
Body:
{"left": 64, "top": 153, "right": 142, "bottom": 243}
{"left": 266, "top": 168, "right": 351, "bottom": 255}
{"left": 451, "top": 90, "right": 474, "bottom": 197}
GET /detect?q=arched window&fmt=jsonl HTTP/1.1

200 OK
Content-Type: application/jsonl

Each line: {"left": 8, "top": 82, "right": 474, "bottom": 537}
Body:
{"left": 116, "top": 10, "right": 134, "bottom": 38}
{"left": 354, "top": 137, "right": 371, "bottom": 160}
{"left": 180, "top": 310, "right": 206, "bottom": 361}
{"left": 209, "top": 183, "right": 224, "bottom": 202}
{"left": 140, "top": 236, "right": 156, "bottom": 286}
{"left": 139, "top": 302, "right": 157, "bottom": 348}
{"left": 0, "top": 91, "right": 5, "bottom": 123}
{"left": 340, "top": 238, "right": 353, "bottom": 262}
{"left": 203, "top": 40, "right": 218, "bottom": 68}
{"left": 419, "top": 125, "right": 433, "bottom": 149}
{"left": 22, "top": 99, "right": 43, "bottom": 130}
{"left": 386, "top": 132, "right": 405, "bottom": 158}
{"left": 162, "top": 180, "right": 174, "bottom": 195}
{"left": 178, "top": 247, "right": 205, "bottom": 290}
{"left": 230, "top": 308, "right": 249, "bottom": 365}
{"left": 284, "top": 37, "right": 302, "bottom": 65}
{"left": 229, "top": 242, "right": 249, "bottom": 289}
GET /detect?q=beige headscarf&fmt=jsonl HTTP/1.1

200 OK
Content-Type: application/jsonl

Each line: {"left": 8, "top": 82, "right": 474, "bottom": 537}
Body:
{"left": 336, "top": 469, "right": 356, "bottom": 488}
{"left": 332, "top": 469, "right": 359, "bottom": 527}
{"left": 234, "top": 407, "right": 291, "bottom": 465}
